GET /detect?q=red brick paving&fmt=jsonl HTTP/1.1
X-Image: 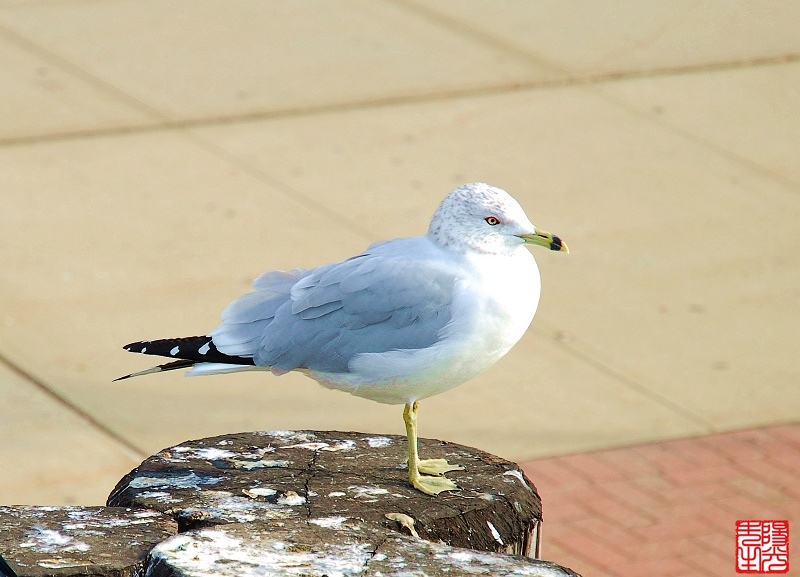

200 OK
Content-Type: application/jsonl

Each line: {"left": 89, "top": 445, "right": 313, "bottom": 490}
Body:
{"left": 520, "top": 423, "right": 800, "bottom": 577}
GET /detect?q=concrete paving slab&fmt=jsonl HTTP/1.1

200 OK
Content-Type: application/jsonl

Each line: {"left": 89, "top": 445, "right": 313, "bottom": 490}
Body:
{"left": 0, "top": 130, "right": 373, "bottom": 457}
{"left": 0, "top": 131, "right": 367, "bottom": 305}
{"left": 0, "top": 0, "right": 556, "bottom": 122}
{"left": 0, "top": 361, "right": 140, "bottom": 505}
{"left": 406, "top": 0, "right": 800, "bottom": 75}
{"left": 1, "top": 0, "right": 797, "bottom": 508}
{"left": 601, "top": 61, "right": 800, "bottom": 187}
{"left": 1, "top": 288, "right": 707, "bottom": 464}
{"left": 193, "top": 83, "right": 800, "bottom": 434}
{"left": 0, "top": 107, "right": 708, "bottom": 468}
{"left": 0, "top": 129, "right": 693, "bottom": 463}
{"left": 0, "top": 31, "right": 155, "bottom": 142}
{"left": 422, "top": 330, "right": 707, "bottom": 459}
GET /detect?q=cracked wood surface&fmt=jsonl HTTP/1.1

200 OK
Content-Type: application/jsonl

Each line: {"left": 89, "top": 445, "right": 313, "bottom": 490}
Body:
{"left": 0, "top": 431, "right": 580, "bottom": 576}
{"left": 107, "top": 430, "right": 542, "bottom": 556}
{"left": 145, "top": 521, "right": 579, "bottom": 577}
{"left": 0, "top": 506, "right": 177, "bottom": 577}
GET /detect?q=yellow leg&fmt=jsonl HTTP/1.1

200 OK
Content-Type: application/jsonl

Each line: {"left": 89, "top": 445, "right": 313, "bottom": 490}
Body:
{"left": 403, "top": 401, "right": 463, "bottom": 496}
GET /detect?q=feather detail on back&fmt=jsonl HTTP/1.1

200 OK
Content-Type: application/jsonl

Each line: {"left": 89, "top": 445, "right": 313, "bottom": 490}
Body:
{"left": 209, "top": 240, "right": 457, "bottom": 375}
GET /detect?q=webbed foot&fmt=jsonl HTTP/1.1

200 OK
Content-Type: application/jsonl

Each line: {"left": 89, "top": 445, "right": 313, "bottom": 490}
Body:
{"left": 410, "top": 471, "right": 460, "bottom": 495}
{"left": 403, "top": 401, "right": 462, "bottom": 496}
{"left": 417, "top": 458, "right": 465, "bottom": 476}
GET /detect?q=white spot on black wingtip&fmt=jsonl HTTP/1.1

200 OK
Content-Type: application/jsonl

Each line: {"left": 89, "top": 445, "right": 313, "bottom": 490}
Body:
{"left": 198, "top": 342, "right": 210, "bottom": 355}
{"left": 124, "top": 341, "right": 150, "bottom": 353}
{"left": 170, "top": 346, "right": 179, "bottom": 356}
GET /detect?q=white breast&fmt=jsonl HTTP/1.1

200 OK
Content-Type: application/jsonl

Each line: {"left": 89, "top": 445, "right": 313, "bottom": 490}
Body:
{"left": 308, "top": 247, "right": 541, "bottom": 405}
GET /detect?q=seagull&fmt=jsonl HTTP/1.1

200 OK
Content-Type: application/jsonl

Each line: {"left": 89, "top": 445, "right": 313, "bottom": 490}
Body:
{"left": 117, "top": 182, "right": 568, "bottom": 495}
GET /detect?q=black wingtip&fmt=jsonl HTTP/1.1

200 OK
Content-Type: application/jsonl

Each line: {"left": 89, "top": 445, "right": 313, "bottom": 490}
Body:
{"left": 121, "top": 335, "right": 255, "bottom": 367}
{"left": 123, "top": 340, "right": 152, "bottom": 353}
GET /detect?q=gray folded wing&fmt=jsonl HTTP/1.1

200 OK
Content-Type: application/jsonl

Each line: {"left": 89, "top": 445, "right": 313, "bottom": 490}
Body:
{"left": 210, "top": 251, "right": 456, "bottom": 374}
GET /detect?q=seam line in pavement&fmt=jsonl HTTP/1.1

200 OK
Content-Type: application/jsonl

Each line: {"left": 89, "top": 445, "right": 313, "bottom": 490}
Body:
{"left": 0, "top": 353, "right": 148, "bottom": 459}
{"left": 0, "top": 51, "right": 798, "bottom": 149}
{"left": 533, "top": 325, "right": 716, "bottom": 432}
{"left": 0, "top": 22, "right": 170, "bottom": 124}
{"left": 387, "top": 0, "right": 566, "bottom": 75}
{"left": 596, "top": 88, "right": 800, "bottom": 196}
{"left": 181, "top": 130, "right": 379, "bottom": 242}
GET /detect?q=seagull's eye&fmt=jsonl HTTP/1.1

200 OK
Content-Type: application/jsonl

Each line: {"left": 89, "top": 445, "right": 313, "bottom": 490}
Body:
{"left": 484, "top": 216, "right": 500, "bottom": 226}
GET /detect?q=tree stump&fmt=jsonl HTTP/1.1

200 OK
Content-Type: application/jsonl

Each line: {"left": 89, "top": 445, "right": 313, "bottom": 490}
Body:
{"left": 145, "top": 521, "right": 577, "bottom": 577}
{"left": 0, "top": 506, "right": 177, "bottom": 577}
{"left": 108, "top": 430, "right": 542, "bottom": 557}
{"left": 0, "top": 431, "right": 581, "bottom": 576}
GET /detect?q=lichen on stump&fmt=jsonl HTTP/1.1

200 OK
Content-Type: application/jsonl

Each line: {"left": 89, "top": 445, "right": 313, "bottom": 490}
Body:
{"left": 108, "top": 430, "right": 542, "bottom": 557}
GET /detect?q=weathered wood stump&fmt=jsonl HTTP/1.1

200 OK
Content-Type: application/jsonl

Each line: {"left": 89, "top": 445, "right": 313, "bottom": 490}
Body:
{"left": 0, "top": 431, "right": 581, "bottom": 576}
{"left": 108, "top": 431, "right": 542, "bottom": 556}
{"left": 0, "top": 506, "right": 177, "bottom": 577}
{"left": 145, "top": 521, "right": 577, "bottom": 577}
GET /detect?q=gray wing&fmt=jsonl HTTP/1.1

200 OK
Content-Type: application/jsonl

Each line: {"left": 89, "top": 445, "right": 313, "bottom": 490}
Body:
{"left": 210, "top": 251, "right": 455, "bottom": 373}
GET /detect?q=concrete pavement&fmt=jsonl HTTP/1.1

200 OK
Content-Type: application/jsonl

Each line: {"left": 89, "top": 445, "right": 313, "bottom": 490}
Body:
{"left": 1, "top": 0, "right": 798, "bottom": 519}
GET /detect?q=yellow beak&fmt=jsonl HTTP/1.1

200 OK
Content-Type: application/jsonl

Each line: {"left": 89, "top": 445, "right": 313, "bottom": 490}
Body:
{"left": 517, "top": 229, "right": 569, "bottom": 253}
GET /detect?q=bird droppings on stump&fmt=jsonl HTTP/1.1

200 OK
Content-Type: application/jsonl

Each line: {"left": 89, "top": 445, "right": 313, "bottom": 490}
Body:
{"left": 0, "top": 506, "right": 177, "bottom": 577}
{"left": 108, "top": 430, "right": 542, "bottom": 556}
{"left": 0, "top": 430, "right": 580, "bottom": 576}
{"left": 145, "top": 521, "right": 579, "bottom": 577}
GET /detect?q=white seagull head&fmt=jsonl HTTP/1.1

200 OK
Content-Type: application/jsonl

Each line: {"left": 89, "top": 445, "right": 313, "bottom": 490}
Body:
{"left": 427, "top": 182, "right": 568, "bottom": 256}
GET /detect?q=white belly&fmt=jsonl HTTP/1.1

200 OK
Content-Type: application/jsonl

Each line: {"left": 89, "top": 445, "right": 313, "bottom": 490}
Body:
{"left": 306, "top": 248, "right": 541, "bottom": 405}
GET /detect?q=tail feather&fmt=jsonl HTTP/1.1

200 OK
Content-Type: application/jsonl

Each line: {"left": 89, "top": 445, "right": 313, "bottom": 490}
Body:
{"left": 118, "top": 335, "right": 255, "bottom": 381}
{"left": 114, "top": 359, "right": 196, "bottom": 381}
